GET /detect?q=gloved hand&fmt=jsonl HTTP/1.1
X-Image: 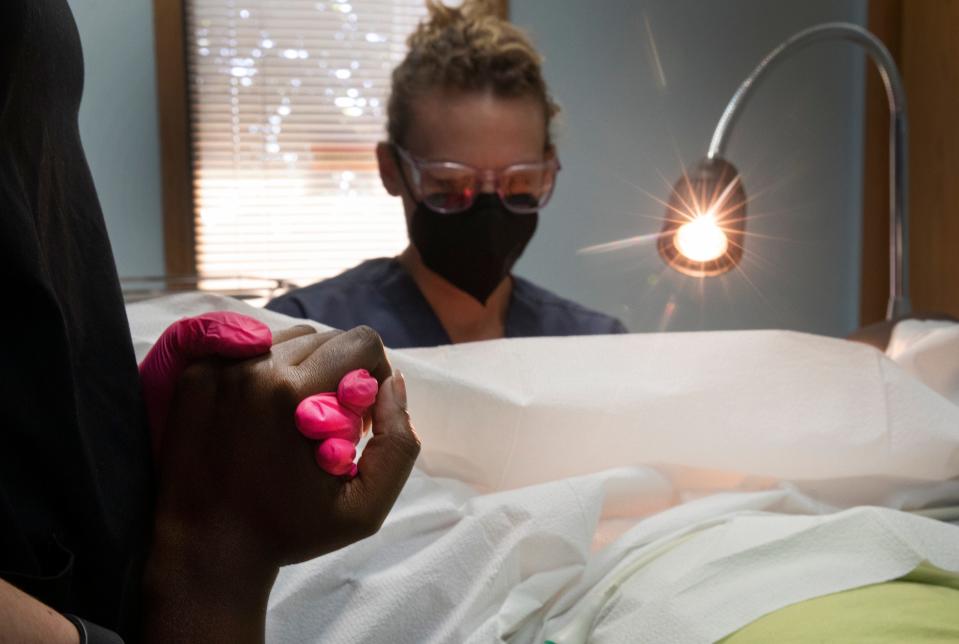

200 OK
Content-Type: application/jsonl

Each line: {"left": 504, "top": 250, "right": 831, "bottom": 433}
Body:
{"left": 295, "top": 369, "right": 379, "bottom": 477}
{"left": 139, "top": 312, "right": 273, "bottom": 455}
{"left": 143, "top": 324, "right": 420, "bottom": 641}
{"left": 147, "top": 324, "right": 419, "bottom": 568}
{"left": 141, "top": 314, "right": 386, "bottom": 478}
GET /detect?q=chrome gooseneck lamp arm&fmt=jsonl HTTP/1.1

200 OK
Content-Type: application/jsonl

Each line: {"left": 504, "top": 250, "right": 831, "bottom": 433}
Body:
{"left": 707, "top": 22, "right": 910, "bottom": 320}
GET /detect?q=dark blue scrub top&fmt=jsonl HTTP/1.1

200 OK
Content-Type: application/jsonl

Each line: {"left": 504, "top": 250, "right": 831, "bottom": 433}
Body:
{"left": 266, "top": 258, "right": 628, "bottom": 348}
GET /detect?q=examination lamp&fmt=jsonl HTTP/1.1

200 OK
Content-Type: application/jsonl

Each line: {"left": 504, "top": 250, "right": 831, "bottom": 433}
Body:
{"left": 658, "top": 22, "right": 910, "bottom": 320}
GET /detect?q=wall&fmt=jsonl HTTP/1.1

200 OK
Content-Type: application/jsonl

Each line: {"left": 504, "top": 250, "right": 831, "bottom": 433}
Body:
{"left": 511, "top": 0, "right": 868, "bottom": 335}
{"left": 68, "top": 0, "right": 868, "bottom": 333}
{"left": 68, "top": 0, "right": 165, "bottom": 278}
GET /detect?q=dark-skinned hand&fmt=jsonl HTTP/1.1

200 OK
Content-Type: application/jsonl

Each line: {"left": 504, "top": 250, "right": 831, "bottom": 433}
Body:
{"left": 143, "top": 325, "right": 419, "bottom": 644}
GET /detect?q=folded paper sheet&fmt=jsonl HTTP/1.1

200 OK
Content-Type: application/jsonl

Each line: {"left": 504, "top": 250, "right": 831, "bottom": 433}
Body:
{"left": 397, "top": 329, "right": 959, "bottom": 493}
{"left": 129, "top": 294, "right": 959, "bottom": 497}
{"left": 888, "top": 318, "right": 959, "bottom": 406}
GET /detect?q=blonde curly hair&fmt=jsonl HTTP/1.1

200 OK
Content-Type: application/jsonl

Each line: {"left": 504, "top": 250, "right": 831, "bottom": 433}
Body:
{"left": 387, "top": 0, "right": 560, "bottom": 148}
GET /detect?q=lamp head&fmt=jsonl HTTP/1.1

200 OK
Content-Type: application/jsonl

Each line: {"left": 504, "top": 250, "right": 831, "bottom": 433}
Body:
{"left": 657, "top": 157, "right": 746, "bottom": 277}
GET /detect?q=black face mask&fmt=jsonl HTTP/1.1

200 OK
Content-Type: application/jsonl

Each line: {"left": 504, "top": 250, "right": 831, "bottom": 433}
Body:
{"left": 408, "top": 194, "right": 538, "bottom": 305}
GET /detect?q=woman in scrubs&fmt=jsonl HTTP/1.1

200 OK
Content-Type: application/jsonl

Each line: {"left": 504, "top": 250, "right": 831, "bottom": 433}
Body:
{"left": 268, "top": 0, "right": 628, "bottom": 347}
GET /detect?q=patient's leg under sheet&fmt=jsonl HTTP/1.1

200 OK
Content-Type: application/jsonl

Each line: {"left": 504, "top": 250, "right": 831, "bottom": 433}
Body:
{"left": 128, "top": 293, "right": 959, "bottom": 500}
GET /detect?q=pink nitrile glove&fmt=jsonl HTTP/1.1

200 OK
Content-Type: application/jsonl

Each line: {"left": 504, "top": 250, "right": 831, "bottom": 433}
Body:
{"left": 294, "top": 369, "right": 379, "bottom": 478}
{"left": 294, "top": 394, "right": 363, "bottom": 442}
{"left": 315, "top": 439, "right": 358, "bottom": 478}
{"left": 139, "top": 312, "right": 273, "bottom": 456}
{"left": 337, "top": 368, "right": 378, "bottom": 412}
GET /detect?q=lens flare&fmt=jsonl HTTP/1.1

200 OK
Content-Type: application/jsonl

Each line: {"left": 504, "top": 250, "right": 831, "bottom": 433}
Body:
{"left": 674, "top": 211, "right": 729, "bottom": 262}
{"left": 656, "top": 158, "right": 746, "bottom": 277}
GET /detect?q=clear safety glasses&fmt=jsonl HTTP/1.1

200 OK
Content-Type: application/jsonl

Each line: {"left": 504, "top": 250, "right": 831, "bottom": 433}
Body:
{"left": 393, "top": 145, "right": 561, "bottom": 215}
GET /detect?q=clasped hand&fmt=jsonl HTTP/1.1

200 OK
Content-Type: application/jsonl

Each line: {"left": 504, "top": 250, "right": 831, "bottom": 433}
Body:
{"left": 142, "top": 317, "right": 420, "bottom": 575}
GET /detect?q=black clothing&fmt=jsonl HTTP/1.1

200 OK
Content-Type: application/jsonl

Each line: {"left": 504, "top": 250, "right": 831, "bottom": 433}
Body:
{"left": 0, "top": 0, "right": 153, "bottom": 637}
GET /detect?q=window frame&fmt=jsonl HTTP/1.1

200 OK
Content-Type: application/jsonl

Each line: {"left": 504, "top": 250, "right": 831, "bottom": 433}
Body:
{"left": 152, "top": 0, "right": 509, "bottom": 278}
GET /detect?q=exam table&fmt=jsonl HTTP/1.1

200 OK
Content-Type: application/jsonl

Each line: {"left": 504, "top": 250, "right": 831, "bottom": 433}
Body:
{"left": 128, "top": 294, "right": 959, "bottom": 643}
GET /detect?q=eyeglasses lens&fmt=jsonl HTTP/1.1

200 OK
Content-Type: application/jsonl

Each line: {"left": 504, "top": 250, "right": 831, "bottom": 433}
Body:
{"left": 501, "top": 166, "right": 554, "bottom": 213}
{"left": 416, "top": 160, "right": 556, "bottom": 214}
{"left": 420, "top": 166, "right": 475, "bottom": 213}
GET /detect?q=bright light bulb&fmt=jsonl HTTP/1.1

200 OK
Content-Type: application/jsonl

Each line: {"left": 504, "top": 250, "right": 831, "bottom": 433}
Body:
{"left": 674, "top": 212, "right": 729, "bottom": 262}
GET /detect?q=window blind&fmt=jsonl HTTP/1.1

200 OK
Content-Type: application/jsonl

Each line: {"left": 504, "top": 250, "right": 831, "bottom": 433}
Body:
{"left": 185, "top": 0, "right": 431, "bottom": 288}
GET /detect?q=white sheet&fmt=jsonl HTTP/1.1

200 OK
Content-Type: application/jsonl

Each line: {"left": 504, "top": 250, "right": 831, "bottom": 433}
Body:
{"left": 887, "top": 318, "right": 959, "bottom": 406}
{"left": 125, "top": 294, "right": 959, "bottom": 643}
{"left": 397, "top": 329, "right": 959, "bottom": 497}
{"left": 537, "top": 502, "right": 959, "bottom": 643}
{"left": 127, "top": 293, "right": 959, "bottom": 504}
